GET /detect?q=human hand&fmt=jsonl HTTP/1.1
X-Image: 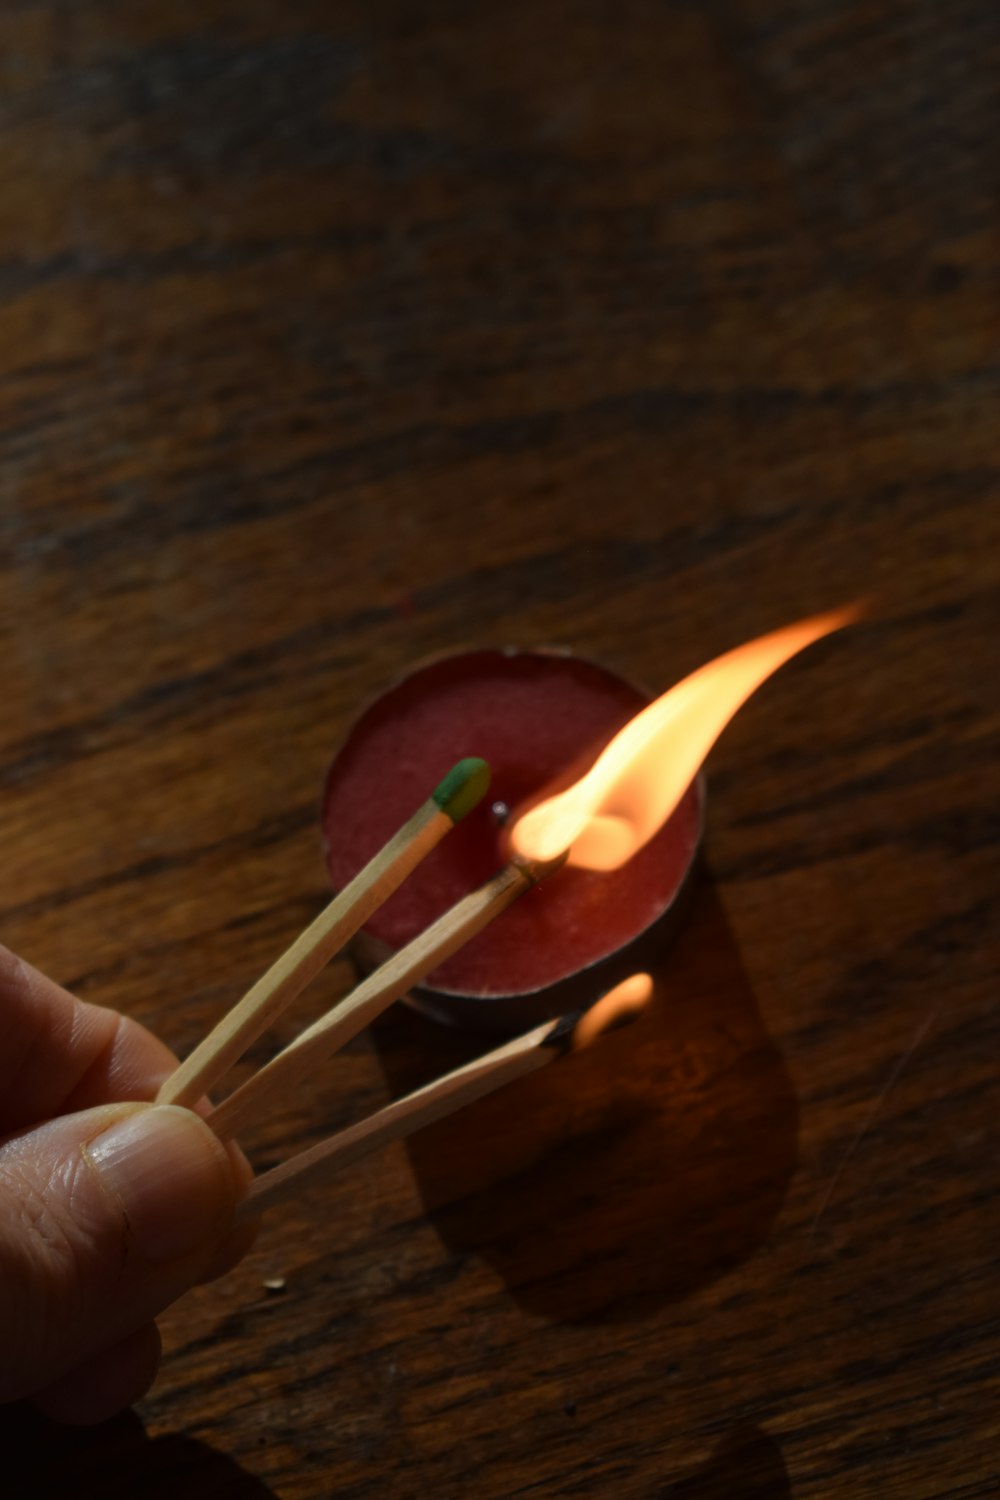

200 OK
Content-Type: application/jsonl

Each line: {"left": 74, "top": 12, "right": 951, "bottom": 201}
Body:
{"left": 0, "top": 946, "right": 255, "bottom": 1424}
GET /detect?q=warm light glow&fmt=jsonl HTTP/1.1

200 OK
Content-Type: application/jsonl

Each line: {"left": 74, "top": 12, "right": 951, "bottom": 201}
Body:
{"left": 511, "top": 606, "right": 859, "bottom": 870}
{"left": 573, "top": 973, "right": 653, "bottom": 1049}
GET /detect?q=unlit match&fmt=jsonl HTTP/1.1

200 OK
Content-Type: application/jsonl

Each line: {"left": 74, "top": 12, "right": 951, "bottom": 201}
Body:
{"left": 158, "top": 757, "right": 491, "bottom": 1110}
{"left": 236, "top": 973, "right": 653, "bottom": 1222}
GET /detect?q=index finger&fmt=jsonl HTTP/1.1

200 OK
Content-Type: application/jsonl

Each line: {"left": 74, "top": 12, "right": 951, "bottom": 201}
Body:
{"left": 0, "top": 947, "right": 178, "bottom": 1135}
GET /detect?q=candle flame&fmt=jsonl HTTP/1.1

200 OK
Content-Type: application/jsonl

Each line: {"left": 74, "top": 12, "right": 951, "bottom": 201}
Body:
{"left": 572, "top": 973, "right": 654, "bottom": 1049}
{"left": 510, "top": 606, "right": 859, "bottom": 870}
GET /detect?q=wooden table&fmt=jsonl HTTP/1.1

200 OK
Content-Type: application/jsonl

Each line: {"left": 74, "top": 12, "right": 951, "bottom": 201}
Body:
{"left": 1, "top": 2, "right": 996, "bottom": 1495}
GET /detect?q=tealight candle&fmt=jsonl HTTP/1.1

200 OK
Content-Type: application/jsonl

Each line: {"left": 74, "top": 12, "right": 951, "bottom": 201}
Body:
{"left": 322, "top": 649, "right": 704, "bottom": 1032}
{"left": 163, "top": 610, "right": 854, "bottom": 1211}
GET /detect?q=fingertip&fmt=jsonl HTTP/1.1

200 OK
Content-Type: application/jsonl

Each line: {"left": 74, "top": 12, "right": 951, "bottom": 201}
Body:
{"left": 83, "top": 1104, "right": 241, "bottom": 1266}
{"left": 197, "top": 1135, "right": 259, "bottom": 1283}
{"left": 225, "top": 1135, "right": 255, "bottom": 1196}
{"left": 0, "top": 1094, "right": 254, "bottom": 1410}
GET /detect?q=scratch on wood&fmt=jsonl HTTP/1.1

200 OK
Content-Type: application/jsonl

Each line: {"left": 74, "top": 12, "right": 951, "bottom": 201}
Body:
{"left": 810, "top": 1006, "right": 939, "bottom": 1235}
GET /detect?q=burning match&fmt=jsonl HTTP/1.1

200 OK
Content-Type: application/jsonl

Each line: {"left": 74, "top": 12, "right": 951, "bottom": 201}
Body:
{"left": 236, "top": 973, "right": 655, "bottom": 1221}
{"left": 509, "top": 606, "right": 859, "bottom": 870}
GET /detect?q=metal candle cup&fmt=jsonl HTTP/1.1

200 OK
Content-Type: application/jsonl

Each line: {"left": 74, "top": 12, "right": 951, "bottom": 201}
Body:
{"left": 322, "top": 649, "right": 704, "bottom": 1034}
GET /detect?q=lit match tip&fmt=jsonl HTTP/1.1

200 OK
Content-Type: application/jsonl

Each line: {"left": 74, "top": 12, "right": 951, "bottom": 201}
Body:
{"left": 510, "top": 604, "right": 861, "bottom": 871}
{"left": 572, "top": 973, "right": 653, "bottom": 1049}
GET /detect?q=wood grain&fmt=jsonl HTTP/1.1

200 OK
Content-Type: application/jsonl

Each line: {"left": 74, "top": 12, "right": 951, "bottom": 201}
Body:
{"left": 0, "top": 1, "right": 996, "bottom": 1495}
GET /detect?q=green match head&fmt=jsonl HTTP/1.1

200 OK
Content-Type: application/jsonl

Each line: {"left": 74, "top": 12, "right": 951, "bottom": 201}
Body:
{"left": 432, "top": 757, "right": 491, "bottom": 824}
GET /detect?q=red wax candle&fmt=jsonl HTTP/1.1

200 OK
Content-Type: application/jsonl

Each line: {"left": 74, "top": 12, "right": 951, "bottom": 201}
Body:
{"left": 322, "top": 649, "right": 704, "bottom": 1032}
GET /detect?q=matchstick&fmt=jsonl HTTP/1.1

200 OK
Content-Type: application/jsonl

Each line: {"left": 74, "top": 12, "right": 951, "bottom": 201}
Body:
{"left": 236, "top": 1019, "right": 557, "bottom": 1220}
{"left": 158, "top": 758, "right": 491, "bottom": 1110}
{"left": 235, "top": 975, "right": 652, "bottom": 1221}
{"left": 208, "top": 850, "right": 567, "bottom": 1141}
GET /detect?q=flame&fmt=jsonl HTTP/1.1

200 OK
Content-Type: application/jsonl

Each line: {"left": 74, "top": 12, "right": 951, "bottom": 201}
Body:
{"left": 573, "top": 973, "right": 654, "bottom": 1050}
{"left": 511, "top": 605, "right": 859, "bottom": 870}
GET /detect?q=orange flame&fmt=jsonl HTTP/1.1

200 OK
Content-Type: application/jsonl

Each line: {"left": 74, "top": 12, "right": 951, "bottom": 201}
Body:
{"left": 573, "top": 973, "right": 653, "bottom": 1049}
{"left": 511, "top": 606, "right": 859, "bottom": 870}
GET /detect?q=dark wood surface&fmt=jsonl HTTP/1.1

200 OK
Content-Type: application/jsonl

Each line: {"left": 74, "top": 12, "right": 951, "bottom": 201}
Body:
{"left": 1, "top": 2, "right": 997, "bottom": 1496}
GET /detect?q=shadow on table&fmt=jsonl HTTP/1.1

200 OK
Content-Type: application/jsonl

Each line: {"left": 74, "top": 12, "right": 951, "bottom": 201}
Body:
{"left": 0, "top": 1404, "right": 276, "bottom": 1500}
{"left": 661, "top": 1424, "right": 791, "bottom": 1498}
{"left": 373, "top": 877, "right": 799, "bottom": 1322}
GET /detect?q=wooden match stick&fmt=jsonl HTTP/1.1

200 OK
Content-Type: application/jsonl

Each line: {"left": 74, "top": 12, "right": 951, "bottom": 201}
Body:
{"left": 235, "top": 975, "right": 652, "bottom": 1222}
{"left": 235, "top": 1016, "right": 565, "bottom": 1221}
{"left": 208, "top": 850, "right": 567, "bottom": 1141}
{"left": 157, "top": 758, "right": 491, "bottom": 1110}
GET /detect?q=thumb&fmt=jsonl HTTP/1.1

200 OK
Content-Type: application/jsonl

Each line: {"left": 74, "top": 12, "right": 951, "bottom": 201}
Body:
{"left": 0, "top": 1102, "right": 244, "bottom": 1406}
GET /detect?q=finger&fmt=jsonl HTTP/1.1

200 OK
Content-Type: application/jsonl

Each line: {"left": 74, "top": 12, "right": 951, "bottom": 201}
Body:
{"left": 197, "top": 1139, "right": 259, "bottom": 1283}
{"left": 0, "top": 947, "right": 175, "bottom": 1132}
{"left": 32, "top": 1322, "right": 162, "bottom": 1426}
{"left": 64, "top": 1042, "right": 261, "bottom": 1281}
{"left": 0, "top": 1102, "right": 243, "bottom": 1406}
{"left": 60, "top": 1012, "right": 179, "bottom": 1115}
